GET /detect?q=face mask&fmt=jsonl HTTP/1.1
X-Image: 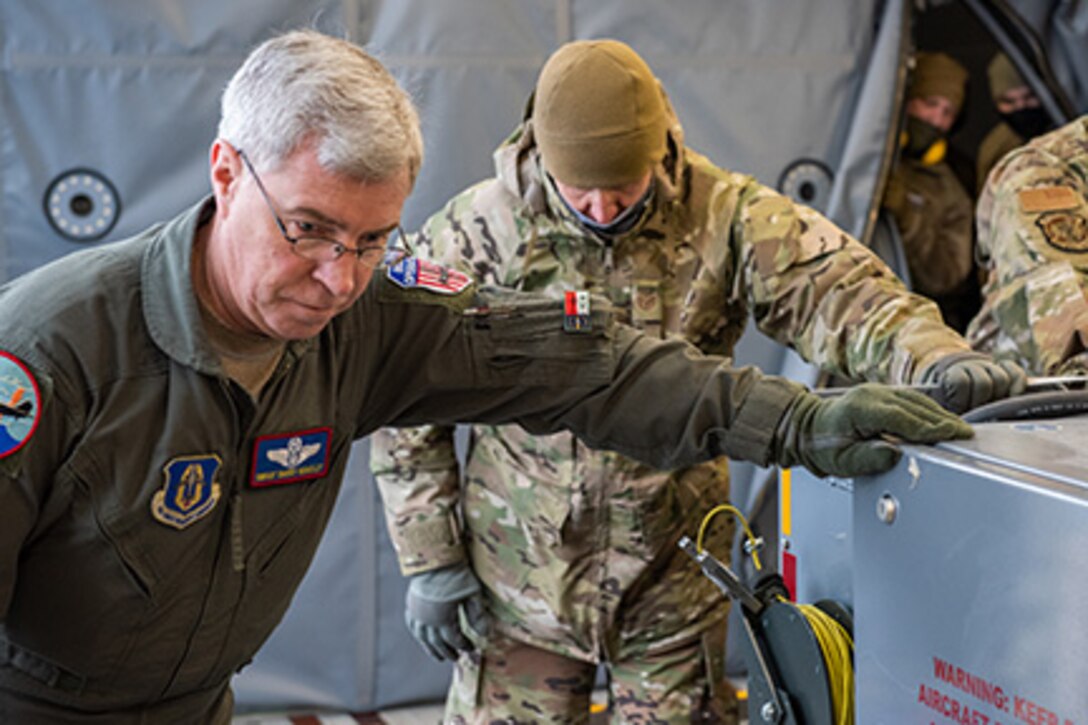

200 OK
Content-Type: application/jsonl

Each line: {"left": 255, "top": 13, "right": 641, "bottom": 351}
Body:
{"left": 561, "top": 180, "right": 655, "bottom": 237}
{"left": 1001, "top": 107, "right": 1051, "bottom": 139}
{"left": 902, "top": 115, "right": 947, "bottom": 163}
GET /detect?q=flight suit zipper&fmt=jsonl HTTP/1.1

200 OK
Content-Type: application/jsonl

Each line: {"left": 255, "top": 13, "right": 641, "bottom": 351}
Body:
{"left": 159, "top": 377, "right": 250, "bottom": 698}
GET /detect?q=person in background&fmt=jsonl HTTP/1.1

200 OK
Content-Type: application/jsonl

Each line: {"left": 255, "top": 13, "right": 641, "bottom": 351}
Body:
{"left": 882, "top": 51, "right": 978, "bottom": 332}
{"left": 976, "top": 52, "right": 1054, "bottom": 196}
{"left": 371, "top": 39, "right": 1023, "bottom": 724}
{"left": 967, "top": 114, "right": 1088, "bottom": 376}
{"left": 0, "top": 28, "right": 983, "bottom": 723}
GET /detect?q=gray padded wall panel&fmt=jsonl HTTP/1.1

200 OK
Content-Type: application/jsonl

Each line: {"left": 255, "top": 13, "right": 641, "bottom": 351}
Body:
{"left": 0, "top": 1, "right": 344, "bottom": 280}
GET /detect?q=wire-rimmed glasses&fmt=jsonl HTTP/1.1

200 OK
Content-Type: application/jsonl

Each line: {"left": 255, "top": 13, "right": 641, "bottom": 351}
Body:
{"left": 238, "top": 149, "right": 411, "bottom": 268}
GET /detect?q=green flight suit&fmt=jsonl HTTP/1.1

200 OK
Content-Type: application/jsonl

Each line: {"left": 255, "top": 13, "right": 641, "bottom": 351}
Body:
{"left": 0, "top": 199, "right": 804, "bottom": 722}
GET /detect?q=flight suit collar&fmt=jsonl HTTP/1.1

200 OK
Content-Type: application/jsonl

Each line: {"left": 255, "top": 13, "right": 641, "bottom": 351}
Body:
{"left": 141, "top": 197, "right": 312, "bottom": 376}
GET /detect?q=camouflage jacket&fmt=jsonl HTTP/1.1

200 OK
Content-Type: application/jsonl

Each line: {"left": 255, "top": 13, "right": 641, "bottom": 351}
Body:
{"left": 967, "top": 116, "right": 1088, "bottom": 375}
{"left": 371, "top": 99, "right": 969, "bottom": 662}
{"left": 976, "top": 123, "right": 1024, "bottom": 196}
{"left": 886, "top": 157, "right": 975, "bottom": 298}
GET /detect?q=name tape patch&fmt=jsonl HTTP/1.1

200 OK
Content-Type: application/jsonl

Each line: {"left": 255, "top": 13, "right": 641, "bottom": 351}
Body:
{"left": 1018, "top": 185, "right": 1081, "bottom": 214}
{"left": 250, "top": 427, "right": 332, "bottom": 488}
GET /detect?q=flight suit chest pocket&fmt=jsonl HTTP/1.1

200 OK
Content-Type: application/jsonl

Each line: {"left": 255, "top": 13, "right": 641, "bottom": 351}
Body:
{"left": 2, "top": 449, "right": 226, "bottom": 695}
{"left": 475, "top": 290, "right": 613, "bottom": 386}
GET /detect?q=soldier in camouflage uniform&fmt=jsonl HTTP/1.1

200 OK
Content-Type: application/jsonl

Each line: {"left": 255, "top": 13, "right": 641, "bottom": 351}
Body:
{"left": 976, "top": 53, "right": 1053, "bottom": 196}
{"left": 370, "top": 40, "right": 1024, "bottom": 724}
{"left": 967, "top": 115, "right": 1088, "bottom": 375}
{"left": 882, "top": 51, "right": 976, "bottom": 332}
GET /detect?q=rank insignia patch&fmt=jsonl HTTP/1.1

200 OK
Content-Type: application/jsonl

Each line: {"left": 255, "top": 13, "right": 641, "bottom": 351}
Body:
{"left": 250, "top": 427, "right": 331, "bottom": 488}
{"left": 1036, "top": 211, "right": 1088, "bottom": 254}
{"left": 386, "top": 257, "right": 471, "bottom": 295}
{"left": 151, "top": 455, "right": 223, "bottom": 529}
{"left": 0, "top": 351, "right": 42, "bottom": 460}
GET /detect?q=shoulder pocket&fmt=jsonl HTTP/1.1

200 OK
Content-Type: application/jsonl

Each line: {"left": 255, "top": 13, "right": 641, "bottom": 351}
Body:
{"left": 472, "top": 288, "right": 614, "bottom": 386}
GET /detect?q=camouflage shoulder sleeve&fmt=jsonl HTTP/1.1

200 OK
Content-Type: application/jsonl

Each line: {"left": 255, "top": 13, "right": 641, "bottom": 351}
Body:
{"left": 733, "top": 183, "right": 968, "bottom": 384}
{"left": 369, "top": 425, "right": 464, "bottom": 576}
{"left": 972, "top": 137, "right": 1088, "bottom": 374}
{"left": 368, "top": 183, "right": 537, "bottom": 577}
{"left": 414, "top": 178, "right": 527, "bottom": 286}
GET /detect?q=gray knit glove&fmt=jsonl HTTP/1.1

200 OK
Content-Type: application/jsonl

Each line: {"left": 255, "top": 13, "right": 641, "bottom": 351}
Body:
{"left": 405, "top": 563, "right": 489, "bottom": 661}
{"left": 920, "top": 353, "right": 1027, "bottom": 413}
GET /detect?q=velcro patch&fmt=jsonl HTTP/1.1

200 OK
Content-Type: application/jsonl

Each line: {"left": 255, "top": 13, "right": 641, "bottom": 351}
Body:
{"left": 0, "top": 350, "right": 42, "bottom": 460}
{"left": 1036, "top": 211, "right": 1088, "bottom": 253}
{"left": 386, "top": 257, "right": 471, "bottom": 295}
{"left": 1018, "top": 186, "right": 1081, "bottom": 214}
{"left": 151, "top": 455, "right": 223, "bottom": 529}
{"left": 250, "top": 427, "right": 332, "bottom": 487}
{"left": 564, "top": 290, "right": 592, "bottom": 332}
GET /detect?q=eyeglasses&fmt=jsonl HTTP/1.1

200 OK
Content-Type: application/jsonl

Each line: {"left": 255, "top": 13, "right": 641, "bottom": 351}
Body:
{"left": 237, "top": 149, "right": 411, "bottom": 268}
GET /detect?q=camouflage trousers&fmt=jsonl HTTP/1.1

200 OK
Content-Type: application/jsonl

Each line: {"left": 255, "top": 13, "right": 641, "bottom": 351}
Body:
{"left": 444, "top": 621, "right": 738, "bottom": 724}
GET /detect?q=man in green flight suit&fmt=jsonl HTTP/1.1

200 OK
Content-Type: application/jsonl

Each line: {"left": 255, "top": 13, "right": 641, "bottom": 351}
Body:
{"left": 370, "top": 39, "right": 1024, "bottom": 724}
{"left": 0, "top": 29, "right": 986, "bottom": 723}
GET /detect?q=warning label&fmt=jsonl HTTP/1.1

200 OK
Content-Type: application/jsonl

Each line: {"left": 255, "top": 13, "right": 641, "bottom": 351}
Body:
{"left": 916, "top": 656, "right": 1077, "bottom": 725}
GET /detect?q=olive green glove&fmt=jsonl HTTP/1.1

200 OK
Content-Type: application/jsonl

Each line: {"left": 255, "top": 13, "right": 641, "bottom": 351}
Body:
{"left": 774, "top": 383, "right": 974, "bottom": 478}
{"left": 405, "top": 562, "right": 489, "bottom": 662}
{"left": 920, "top": 353, "right": 1028, "bottom": 413}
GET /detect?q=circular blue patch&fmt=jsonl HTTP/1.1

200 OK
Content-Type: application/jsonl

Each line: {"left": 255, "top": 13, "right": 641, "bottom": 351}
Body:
{"left": 0, "top": 351, "right": 42, "bottom": 458}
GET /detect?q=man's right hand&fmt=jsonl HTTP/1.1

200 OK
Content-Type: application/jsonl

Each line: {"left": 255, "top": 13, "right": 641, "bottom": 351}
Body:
{"left": 773, "top": 383, "right": 974, "bottom": 478}
{"left": 405, "top": 562, "right": 489, "bottom": 661}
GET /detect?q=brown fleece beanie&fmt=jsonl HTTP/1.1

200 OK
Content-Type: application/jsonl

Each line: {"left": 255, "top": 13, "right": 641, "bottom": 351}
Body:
{"left": 532, "top": 39, "right": 668, "bottom": 188}
{"left": 909, "top": 51, "right": 968, "bottom": 114}
{"left": 987, "top": 52, "right": 1025, "bottom": 102}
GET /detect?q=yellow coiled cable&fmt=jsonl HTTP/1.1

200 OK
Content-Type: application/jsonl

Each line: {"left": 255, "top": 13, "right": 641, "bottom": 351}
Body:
{"left": 695, "top": 504, "right": 854, "bottom": 725}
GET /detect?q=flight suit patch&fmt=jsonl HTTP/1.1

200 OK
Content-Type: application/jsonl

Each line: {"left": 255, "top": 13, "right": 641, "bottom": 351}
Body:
{"left": 151, "top": 455, "right": 223, "bottom": 529}
{"left": 1018, "top": 185, "right": 1080, "bottom": 214}
{"left": 386, "top": 256, "right": 471, "bottom": 295}
{"left": 563, "top": 290, "right": 591, "bottom": 331}
{"left": 250, "top": 427, "right": 332, "bottom": 488}
{"left": 0, "top": 350, "right": 42, "bottom": 460}
{"left": 1036, "top": 211, "right": 1088, "bottom": 253}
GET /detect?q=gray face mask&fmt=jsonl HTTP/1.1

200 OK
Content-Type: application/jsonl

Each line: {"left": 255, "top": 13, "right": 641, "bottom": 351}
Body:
{"left": 558, "top": 178, "right": 655, "bottom": 237}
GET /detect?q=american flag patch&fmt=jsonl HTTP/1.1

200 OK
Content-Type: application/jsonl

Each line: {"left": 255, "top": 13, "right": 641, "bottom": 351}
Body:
{"left": 386, "top": 257, "right": 471, "bottom": 295}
